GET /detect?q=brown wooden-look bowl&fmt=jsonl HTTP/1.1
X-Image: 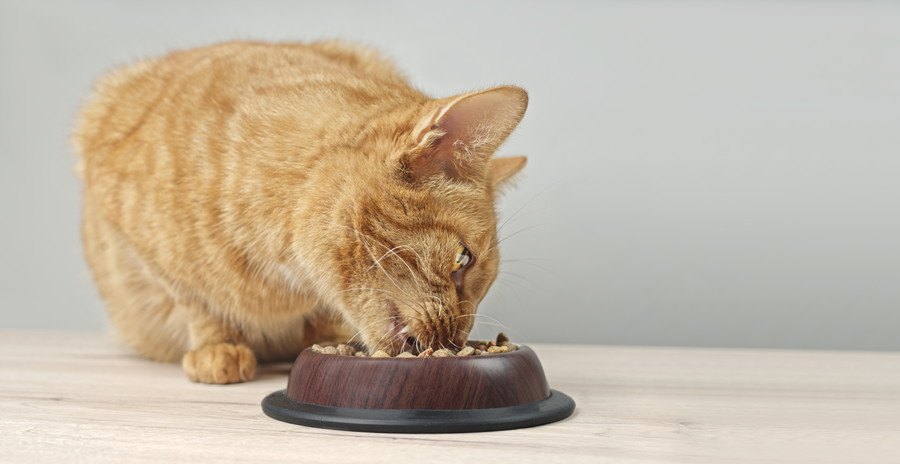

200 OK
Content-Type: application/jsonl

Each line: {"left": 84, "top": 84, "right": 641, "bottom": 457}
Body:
{"left": 288, "top": 345, "right": 547, "bottom": 409}
{"left": 262, "top": 345, "right": 576, "bottom": 433}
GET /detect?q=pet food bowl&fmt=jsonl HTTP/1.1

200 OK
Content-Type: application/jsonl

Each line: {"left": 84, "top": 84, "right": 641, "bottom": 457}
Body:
{"left": 261, "top": 344, "right": 576, "bottom": 433}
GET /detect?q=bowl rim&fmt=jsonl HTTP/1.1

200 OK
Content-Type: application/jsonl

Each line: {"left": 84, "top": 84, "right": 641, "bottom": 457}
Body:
{"left": 303, "top": 342, "right": 524, "bottom": 361}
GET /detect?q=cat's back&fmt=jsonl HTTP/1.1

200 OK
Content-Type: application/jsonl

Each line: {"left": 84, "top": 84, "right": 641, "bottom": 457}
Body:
{"left": 75, "top": 40, "right": 420, "bottom": 229}
{"left": 74, "top": 41, "right": 411, "bottom": 158}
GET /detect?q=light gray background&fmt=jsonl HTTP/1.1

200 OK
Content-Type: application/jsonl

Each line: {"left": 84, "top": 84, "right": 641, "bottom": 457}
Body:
{"left": 2, "top": 0, "right": 899, "bottom": 350}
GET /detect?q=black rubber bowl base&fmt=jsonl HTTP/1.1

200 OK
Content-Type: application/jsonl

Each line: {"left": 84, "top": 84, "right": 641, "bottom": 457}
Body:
{"left": 261, "top": 389, "right": 576, "bottom": 434}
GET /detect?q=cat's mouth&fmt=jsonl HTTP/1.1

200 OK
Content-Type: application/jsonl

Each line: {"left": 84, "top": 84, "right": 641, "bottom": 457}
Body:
{"left": 386, "top": 302, "right": 418, "bottom": 352}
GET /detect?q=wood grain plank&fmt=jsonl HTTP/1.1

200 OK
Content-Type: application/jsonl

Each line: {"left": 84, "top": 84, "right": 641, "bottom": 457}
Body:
{"left": 1, "top": 331, "right": 898, "bottom": 463}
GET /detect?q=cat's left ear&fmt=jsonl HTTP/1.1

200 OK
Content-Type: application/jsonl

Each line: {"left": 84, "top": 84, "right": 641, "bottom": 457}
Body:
{"left": 490, "top": 156, "right": 527, "bottom": 189}
{"left": 406, "top": 86, "right": 528, "bottom": 183}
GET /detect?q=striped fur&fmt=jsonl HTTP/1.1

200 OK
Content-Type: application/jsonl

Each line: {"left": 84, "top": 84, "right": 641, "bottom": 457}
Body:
{"left": 74, "top": 41, "right": 527, "bottom": 383}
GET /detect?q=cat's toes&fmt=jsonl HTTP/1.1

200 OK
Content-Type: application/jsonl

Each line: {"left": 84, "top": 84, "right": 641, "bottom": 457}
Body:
{"left": 182, "top": 343, "right": 257, "bottom": 384}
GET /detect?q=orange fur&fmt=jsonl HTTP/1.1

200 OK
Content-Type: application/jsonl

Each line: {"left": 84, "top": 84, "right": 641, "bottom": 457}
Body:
{"left": 74, "top": 40, "right": 528, "bottom": 384}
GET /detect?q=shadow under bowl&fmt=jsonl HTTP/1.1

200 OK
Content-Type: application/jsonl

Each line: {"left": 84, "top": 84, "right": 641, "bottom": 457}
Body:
{"left": 262, "top": 345, "right": 575, "bottom": 433}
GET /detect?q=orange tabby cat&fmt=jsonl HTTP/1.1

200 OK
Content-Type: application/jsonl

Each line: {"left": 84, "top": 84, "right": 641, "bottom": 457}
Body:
{"left": 74, "top": 40, "right": 527, "bottom": 384}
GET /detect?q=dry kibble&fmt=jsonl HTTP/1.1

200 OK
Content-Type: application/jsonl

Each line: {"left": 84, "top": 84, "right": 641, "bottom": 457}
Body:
{"left": 456, "top": 346, "right": 475, "bottom": 357}
{"left": 336, "top": 344, "right": 355, "bottom": 356}
{"left": 321, "top": 346, "right": 338, "bottom": 355}
{"left": 433, "top": 348, "right": 454, "bottom": 357}
{"left": 309, "top": 333, "right": 516, "bottom": 358}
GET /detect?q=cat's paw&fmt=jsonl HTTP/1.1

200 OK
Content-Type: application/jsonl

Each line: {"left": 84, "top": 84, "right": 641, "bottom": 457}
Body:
{"left": 181, "top": 343, "right": 257, "bottom": 384}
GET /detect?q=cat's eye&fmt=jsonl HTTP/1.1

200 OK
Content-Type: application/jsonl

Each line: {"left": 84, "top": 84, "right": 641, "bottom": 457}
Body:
{"left": 452, "top": 245, "right": 473, "bottom": 272}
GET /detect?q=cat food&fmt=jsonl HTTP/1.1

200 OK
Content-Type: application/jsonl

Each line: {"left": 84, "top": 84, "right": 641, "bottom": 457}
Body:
{"left": 456, "top": 346, "right": 475, "bottom": 357}
{"left": 320, "top": 346, "right": 338, "bottom": 355}
{"left": 310, "top": 333, "right": 516, "bottom": 358}
{"left": 336, "top": 344, "right": 356, "bottom": 356}
{"left": 311, "top": 344, "right": 356, "bottom": 356}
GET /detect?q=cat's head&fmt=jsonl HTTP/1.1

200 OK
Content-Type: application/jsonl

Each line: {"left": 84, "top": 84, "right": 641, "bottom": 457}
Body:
{"left": 333, "top": 86, "right": 528, "bottom": 355}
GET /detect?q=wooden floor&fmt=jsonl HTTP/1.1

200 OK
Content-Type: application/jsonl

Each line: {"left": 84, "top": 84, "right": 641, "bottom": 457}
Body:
{"left": 1, "top": 331, "right": 898, "bottom": 463}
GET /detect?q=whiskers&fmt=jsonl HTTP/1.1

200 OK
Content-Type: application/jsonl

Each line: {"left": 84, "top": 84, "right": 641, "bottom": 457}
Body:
{"left": 500, "top": 257, "right": 556, "bottom": 278}
{"left": 345, "top": 315, "right": 396, "bottom": 346}
{"left": 452, "top": 312, "right": 522, "bottom": 345}
{"left": 346, "top": 223, "right": 452, "bottom": 332}
{"left": 331, "top": 221, "right": 428, "bottom": 296}
{"left": 496, "top": 184, "right": 554, "bottom": 234}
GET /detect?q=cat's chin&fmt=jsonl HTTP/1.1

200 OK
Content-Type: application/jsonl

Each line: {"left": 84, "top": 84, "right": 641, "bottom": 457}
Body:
{"left": 353, "top": 320, "right": 409, "bottom": 356}
{"left": 380, "top": 301, "right": 418, "bottom": 351}
{"left": 380, "top": 316, "right": 417, "bottom": 355}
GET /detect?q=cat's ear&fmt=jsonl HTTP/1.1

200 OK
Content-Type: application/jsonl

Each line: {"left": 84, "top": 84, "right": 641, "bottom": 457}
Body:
{"left": 489, "top": 156, "right": 527, "bottom": 189}
{"left": 406, "top": 86, "right": 528, "bottom": 183}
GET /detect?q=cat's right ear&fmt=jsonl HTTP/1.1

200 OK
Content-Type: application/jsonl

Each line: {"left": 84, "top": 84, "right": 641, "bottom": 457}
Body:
{"left": 403, "top": 86, "right": 528, "bottom": 184}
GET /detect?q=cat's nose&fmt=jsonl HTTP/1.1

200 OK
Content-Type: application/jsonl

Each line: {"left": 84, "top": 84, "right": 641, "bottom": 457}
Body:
{"left": 439, "top": 315, "right": 470, "bottom": 350}
{"left": 418, "top": 320, "right": 457, "bottom": 351}
{"left": 449, "top": 309, "right": 475, "bottom": 349}
{"left": 450, "top": 330, "right": 468, "bottom": 350}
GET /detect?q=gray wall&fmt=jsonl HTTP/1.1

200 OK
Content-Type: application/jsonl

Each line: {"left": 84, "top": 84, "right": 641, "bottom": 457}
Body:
{"left": 2, "top": 0, "right": 899, "bottom": 350}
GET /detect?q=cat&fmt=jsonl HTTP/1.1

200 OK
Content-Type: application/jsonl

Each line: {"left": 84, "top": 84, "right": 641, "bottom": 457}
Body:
{"left": 74, "top": 40, "right": 528, "bottom": 384}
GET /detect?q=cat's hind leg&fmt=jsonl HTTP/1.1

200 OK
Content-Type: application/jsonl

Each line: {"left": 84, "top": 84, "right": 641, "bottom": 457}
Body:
{"left": 82, "top": 198, "right": 190, "bottom": 363}
{"left": 83, "top": 197, "right": 256, "bottom": 383}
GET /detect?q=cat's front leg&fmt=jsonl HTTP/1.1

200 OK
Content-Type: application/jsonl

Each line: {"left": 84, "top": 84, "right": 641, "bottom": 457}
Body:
{"left": 179, "top": 301, "right": 257, "bottom": 384}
